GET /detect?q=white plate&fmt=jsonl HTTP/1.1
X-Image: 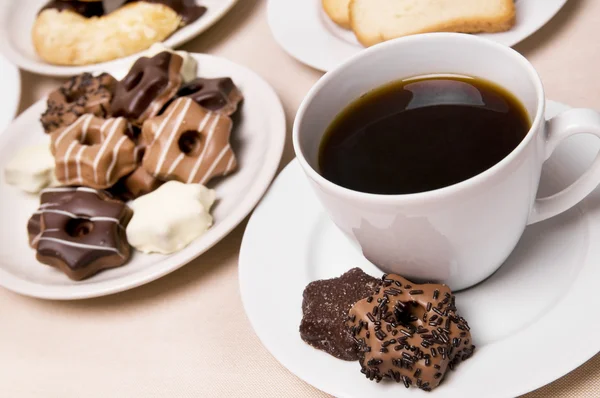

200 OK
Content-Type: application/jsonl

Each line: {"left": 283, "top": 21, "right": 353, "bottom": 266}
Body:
{"left": 240, "top": 100, "right": 600, "bottom": 397}
{"left": 0, "top": 53, "right": 20, "bottom": 131}
{"left": 0, "top": 0, "right": 238, "bottom": 77}
{"left": 268, "top": 0, "right": 568, "bottom": 72}
{"left": 0, "top": 53, "right": 285, "bottom": 300}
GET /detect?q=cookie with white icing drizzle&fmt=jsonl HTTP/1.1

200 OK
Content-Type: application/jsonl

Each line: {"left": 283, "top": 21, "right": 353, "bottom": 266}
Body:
{"left": 111, "top": 51, "right": 183, "bottom": 126}
{"left": 141, "top": 97, "right": 237, "bottom": 184}
{"left": 31, "top": 187, "right": 133, "bottom": 281}
{"left": 50, "top": 114, "right": 137, "bottom": 189}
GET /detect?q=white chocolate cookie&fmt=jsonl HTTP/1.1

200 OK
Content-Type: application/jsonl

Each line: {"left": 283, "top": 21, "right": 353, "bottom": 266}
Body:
{"left": 132, "top": 43, "right": 198, "bottom": 83}
{"left": 4, "top": 144, "right": 57, "bottom": 193}
{"left": 126, "top": 181, "right": 216, "bottom": 254}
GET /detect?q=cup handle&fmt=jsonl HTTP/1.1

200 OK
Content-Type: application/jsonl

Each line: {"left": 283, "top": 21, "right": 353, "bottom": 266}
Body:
{"left": 528, "top": 108, "right": 600, "bottom": 225}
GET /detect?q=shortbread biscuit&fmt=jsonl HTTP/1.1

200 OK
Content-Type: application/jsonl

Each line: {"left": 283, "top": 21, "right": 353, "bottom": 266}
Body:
{"left": 322, "top": 0, "right": 351, "bottom": 29}
{"left": 349, "top": 0, "right": 515, "bottom": 47}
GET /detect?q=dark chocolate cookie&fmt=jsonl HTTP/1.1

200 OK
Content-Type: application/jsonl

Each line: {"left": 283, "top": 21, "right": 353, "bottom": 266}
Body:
{"left": 300, "top": 267, "right": 379, "bottom": 360}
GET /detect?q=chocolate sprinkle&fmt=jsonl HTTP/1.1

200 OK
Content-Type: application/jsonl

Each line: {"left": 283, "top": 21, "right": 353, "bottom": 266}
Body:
{"left": 344, "top": 273, "right": 475, "bottom": 392}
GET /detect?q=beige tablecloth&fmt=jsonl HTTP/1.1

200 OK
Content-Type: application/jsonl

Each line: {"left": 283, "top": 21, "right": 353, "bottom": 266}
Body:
{"left": 2, "top": 0, "right": 600, "bottom": 396}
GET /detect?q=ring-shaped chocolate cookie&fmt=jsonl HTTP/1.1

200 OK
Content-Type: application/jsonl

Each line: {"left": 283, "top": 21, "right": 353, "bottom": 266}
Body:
{"left": 50, "top": 114, "right": 137, "bottom": 189}
{"left": 111, "top": 51, "right": 183, "bottom": 125}
{"left": 31, "top": 187, "right": 133, "bottom": 281}
{"left": 141, "top": 98, "right": 237, "bottom": 184}
{"left": 347, "top": 274, "right": 475, "bottom": 391}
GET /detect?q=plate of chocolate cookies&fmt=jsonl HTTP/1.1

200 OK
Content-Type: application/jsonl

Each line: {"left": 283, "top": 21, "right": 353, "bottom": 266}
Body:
{"left": 0, "top": 48, "right": 285, "bottom": 299}
{"left": 240, "top": 102, "right": 600, "bottom": 396}
{"left": 0, "top": 0, "right": 239, "bottom": 76}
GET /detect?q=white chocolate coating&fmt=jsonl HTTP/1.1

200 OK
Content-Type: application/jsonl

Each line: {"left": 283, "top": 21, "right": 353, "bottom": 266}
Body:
{"left": 4, "top": 144, "right": 57, "bottom": 193}
{"left": 133, "top": 43, "right": 198, "bottom": 83}
{"left": 126, "top": 180, "right": 215, "bottom": 254}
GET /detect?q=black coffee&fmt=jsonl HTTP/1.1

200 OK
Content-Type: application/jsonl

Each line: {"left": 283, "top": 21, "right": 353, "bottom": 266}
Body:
{"left": 318, "top": 75, "right": 530, "bottom": 194}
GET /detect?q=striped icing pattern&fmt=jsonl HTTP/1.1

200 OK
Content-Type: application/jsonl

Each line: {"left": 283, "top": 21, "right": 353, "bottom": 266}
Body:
{"left": 33, "top": 187, "right": 132, "bottom": 275}
{"left": 141, "top": 98, "right": 237, "bottom": 185}
{"left": 50, "top": 115, "right": 137, "bottom": 189}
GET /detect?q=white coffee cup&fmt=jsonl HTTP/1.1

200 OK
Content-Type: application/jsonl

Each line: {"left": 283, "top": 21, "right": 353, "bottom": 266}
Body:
{"left": 293, "top": 33, "right": 600, "bottom": 290}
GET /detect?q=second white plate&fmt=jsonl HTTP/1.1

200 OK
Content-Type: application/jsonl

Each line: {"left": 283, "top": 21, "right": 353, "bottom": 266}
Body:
{"left": 268, "top": 0, "right": 569, "bottom": 72}
{"left": 240, "top": 101, "right": 600, "bottom": 397}
{"left": 0, "top": 53, "right": 285, "bottom": 300}
{"left": 0, "top": 0, "right": 239, "bottom": 77}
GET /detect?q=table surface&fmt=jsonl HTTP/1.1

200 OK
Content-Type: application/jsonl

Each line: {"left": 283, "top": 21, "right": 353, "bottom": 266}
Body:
{"left": 2, "top": 0, "right": 600, "bottom": 396}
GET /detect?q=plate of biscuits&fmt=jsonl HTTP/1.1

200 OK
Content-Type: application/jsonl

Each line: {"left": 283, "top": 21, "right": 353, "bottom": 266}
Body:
{"left": 0, "top": 0, "right": 239, "bottom": 76}
{"left": 268, "top": 0, "right": 568, "bottom": 71}
{"left": 0, "top": 48, "right": 285, "bottom": 299}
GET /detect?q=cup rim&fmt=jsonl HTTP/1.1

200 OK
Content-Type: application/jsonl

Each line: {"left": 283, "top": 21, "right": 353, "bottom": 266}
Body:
{"left": 292, "top": 32, "right": 545, "bottom": 204}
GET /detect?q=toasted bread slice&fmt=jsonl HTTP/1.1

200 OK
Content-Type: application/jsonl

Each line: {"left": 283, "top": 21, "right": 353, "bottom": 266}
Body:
{"left": 349, "top": 0, "right": 515, "bottom": 47}
{"left": 323, "top": 0, "right": 351, "bottom": 29}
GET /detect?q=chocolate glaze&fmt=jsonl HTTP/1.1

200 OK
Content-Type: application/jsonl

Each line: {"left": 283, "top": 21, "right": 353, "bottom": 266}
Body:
{"left": 171, "top": 77, "right": 243, "bottom": 116}
{"left": 126, "top": 0, "right": 206, "bottom": 25}
{"left": 34, "top": 187, "right": 133, "bottom": 281}
{"left": 141, "top": 98, "right": 237, "bottom": 184}
{"left": 28, "top": 189, "right": 78, "bottom": 248}
{"left": 111, "top": 51, "right": 183, "bottom": 125}
{"left": 50, "top": 115, "right": 138, "bottom": 189}
{"left": 347, "top": 274, "right": 475, "bottom": 391}
{"left": 41, "top": 1, "right": 206, "bottom": 24}
{"left": 40, "top": 1, "right": 105, "bottom": 18}
{"left": 110, "top": 167, "right": 164, "bottom": 201}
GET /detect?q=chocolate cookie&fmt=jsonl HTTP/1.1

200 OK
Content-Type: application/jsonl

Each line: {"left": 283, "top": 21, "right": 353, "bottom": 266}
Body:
{"left": 300, "top": 267, "right": 379, "bottom": 360}
{"left": 171, "top": 77, "right": 243, "bottom": 116}
{"left": 141, "top": 98, "right": 237, "bottom": 184}
{"left": 110, "top": 51, "right": 183, "bottom": 125}
{"left": 347, "top": 274, "right": 475, "bottom": 391}
{"left": 50, "top": 115, "right": 138, "bottom": 189}
{"left": 32, "top": 187, "right": 133, "bottom": 281}
{"left": 41, "top": 72, "right": 117, "bottom": 134}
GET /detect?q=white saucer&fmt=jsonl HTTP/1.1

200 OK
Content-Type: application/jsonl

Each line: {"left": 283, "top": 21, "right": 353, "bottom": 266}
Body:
{"left": 0, "top": 53, "right": 20, "bottom": 131}
{"left": 0, "top": 53, "right": 285, "bottom": 300}
{"left": 240, "top": 100, "right": 600, "bottom": 397}
{"left": 268, "top": 0, "right": 568, "bottom": 72}
{"left": 0, "top": 0, "right": 238, "bottom": 77}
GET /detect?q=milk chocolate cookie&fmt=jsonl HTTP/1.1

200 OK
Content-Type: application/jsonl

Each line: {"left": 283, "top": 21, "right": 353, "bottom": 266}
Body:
{"left": 347, "top": 274, "right": 475, "bottom": 391}
{"left": 32, "top": 187, "right": 133, "bottom": 281}
{"left": 141, "top": 98, "right": 237, "bottom": 184}
{"left": 41, "top": 72, "right": 117, "bottom": 134}
{"left": 50, "top": 114, "right": 137, "bottom": 189}
{"left": 111, "top": 51, "right": 183, "bottom": 125}
{"left": 300, "top": 268, "right": 379, "bottom": 360}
